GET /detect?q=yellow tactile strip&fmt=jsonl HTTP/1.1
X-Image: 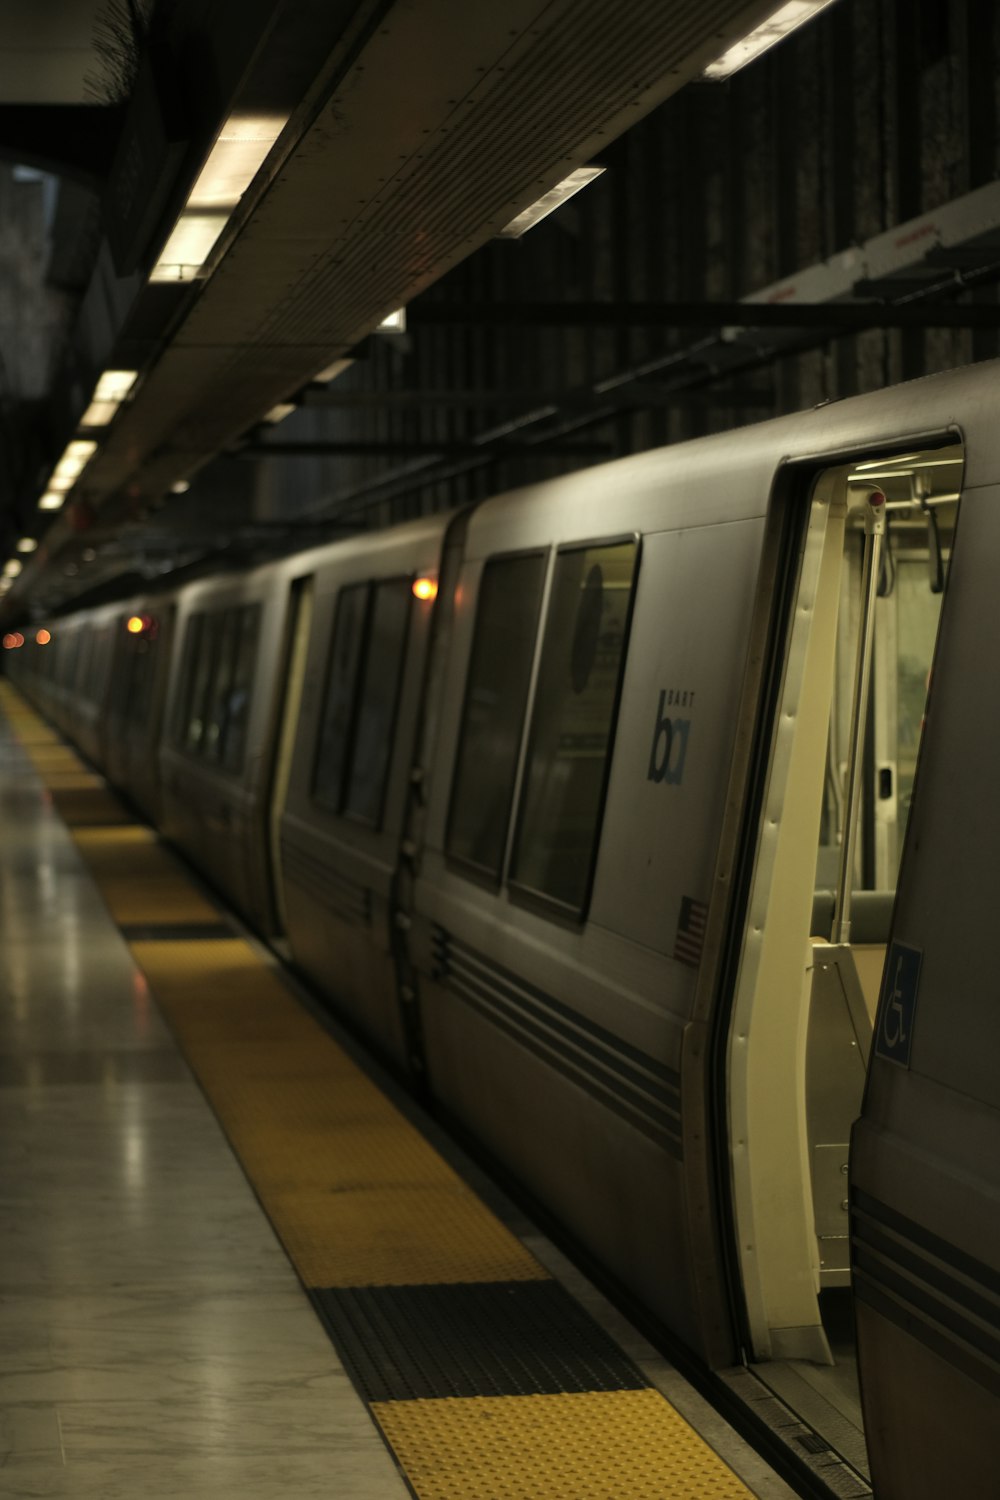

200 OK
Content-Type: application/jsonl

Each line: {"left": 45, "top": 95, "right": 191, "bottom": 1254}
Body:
{"left": 130, "top": 938, "right": 547, "bottom": 1289}
{"left": 2, "top": 685, "right": 760, "bottom": 1500}
{"left": 71, "top": 827, "right": 223, "bottom": 927}
{"left": 374, "top": 1391, "right": 757, "bottom": 1500}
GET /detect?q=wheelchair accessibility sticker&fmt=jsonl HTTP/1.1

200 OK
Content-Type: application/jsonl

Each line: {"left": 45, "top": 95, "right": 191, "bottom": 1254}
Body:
{"left": 874, "top": 941, "right": 922, "bottom": 1068}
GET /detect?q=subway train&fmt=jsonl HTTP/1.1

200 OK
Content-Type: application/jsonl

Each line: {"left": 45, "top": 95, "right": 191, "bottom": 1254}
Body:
{"left": 8, "top": 360, "right": 999, "bottom": 1497}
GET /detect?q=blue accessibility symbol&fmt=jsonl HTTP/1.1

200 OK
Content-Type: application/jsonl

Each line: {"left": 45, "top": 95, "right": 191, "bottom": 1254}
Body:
{"left": 874, "top": 941, "right": 922, "bottom": 1069}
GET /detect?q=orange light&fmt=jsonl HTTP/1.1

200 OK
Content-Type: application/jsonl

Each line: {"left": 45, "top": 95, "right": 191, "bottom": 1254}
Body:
{"left": 35, "top": 629, "right": 51, "bottom": 645}
{"left": 14, "top": 633, "right": 23, "bottom": 648}
{"left": 126, "top": 615, "right": 144, "bottom": 634}
{"left": 412, "top": 576, "right": 438, "bottom": 603}
{"left": 2, "top": 634, "right": 15, "bottom": 650}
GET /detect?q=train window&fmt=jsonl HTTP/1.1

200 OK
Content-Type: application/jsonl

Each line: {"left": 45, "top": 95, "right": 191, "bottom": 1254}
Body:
{"left": 446, "top": 552, "right": 547, "bottom": 880}
{"left": 172, "top": 613, "right": 202, "bottom": 743}
{"left": 312, "top": 584, "right": 368, "bottom": 813}
{"left": 203, "top": 609, "right": 242, "bottom": 761}
{"left": 342, "top": 579, "right": 411, "bottom": 827}
{"left": 221, "top": 605, "right": 261, "bottom": 772}
{"left": 509, "top": 539, "right": 638, "bottom": 917}
{"left": 184, "top": 612, "right": 223, "bottom": 754}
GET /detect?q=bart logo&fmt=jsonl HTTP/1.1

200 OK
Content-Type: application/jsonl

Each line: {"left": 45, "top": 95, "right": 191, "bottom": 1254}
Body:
{"left": 647, "top": 690, "right": 691, "bottom": 786}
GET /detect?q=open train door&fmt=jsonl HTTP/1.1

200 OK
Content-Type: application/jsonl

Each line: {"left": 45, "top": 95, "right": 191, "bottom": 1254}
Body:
{"left": 850, "top": 483, "right": 1000, "bottom": 1497}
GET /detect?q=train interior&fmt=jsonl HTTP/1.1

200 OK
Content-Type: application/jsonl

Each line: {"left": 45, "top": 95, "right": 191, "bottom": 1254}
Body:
{"left": 727, "top": 439, "right": 963, "bottom": 1473}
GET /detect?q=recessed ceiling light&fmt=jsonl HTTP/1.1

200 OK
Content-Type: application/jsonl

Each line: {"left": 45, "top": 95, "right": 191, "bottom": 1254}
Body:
{"left": 703, "top": 0, "right": 839, "bottom": 79}
{"left": 497, "top": 166, "right": 605, "bottom": 239}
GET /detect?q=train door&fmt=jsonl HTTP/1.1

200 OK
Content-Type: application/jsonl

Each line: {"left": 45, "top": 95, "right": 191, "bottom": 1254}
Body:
{"left": 725, "top": 441, "right": 962, "bottom": 1480}
{"left": 266, "top": 573, "right": 315, "bottom": 941}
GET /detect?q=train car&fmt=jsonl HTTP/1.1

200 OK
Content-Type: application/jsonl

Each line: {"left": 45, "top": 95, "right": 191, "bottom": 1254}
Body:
{"left": 276, "top": 511, "right": 461, "bottom": 1067}
{"left": 101, "top": 596, "right": 178, "bottom": 826}
{"left": 157, "top": 556, "right": 317, "bottom": 935}
{"left": 9, "top": 359, "right": 999, "bottom": 1497}
{"left": 395, "top": 365, "right": 989, "bottom": 1494}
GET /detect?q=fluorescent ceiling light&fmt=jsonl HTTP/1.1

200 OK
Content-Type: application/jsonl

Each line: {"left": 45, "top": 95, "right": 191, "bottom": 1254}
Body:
{"left": 38, "top": 492, "right": 64, "bottom": 511}
{"left": 150, "top": 212, "right": 230, "bottom": 283}
{"left": 79, "top": 370, "right": 139, "bottom": 429}
{"left": 497, "top": 166, "right": 605, "bottom": 239}
{"left": 703, "top": 0, "right": 838, "bottom": 79}
{"left": 263, "top": 402, "right": 296, "bottom": 424}
{"left": 150, "top": 112, "right": 288, "bottom": 282}
{"left": 95, "top": 370, "right": 138, "bottom": 403}
{"left": 16, "top": 538, "right": 37, "bottom": 553}
{"left": 80, "top": 400, "right": 119, "bottom": 428}
{"left": 378, "top": 308, "right": 407, "bottom": 333}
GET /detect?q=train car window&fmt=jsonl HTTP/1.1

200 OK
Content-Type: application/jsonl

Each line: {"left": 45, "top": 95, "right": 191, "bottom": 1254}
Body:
{"left": 184, "top": 612, "right": 223, "bottom": 754}
{"left": 221, "top": 604, "right": 261, "bottom": 773}
{"left": 342, "top": 579, "right": 412, "bottom": 827}
{"left": 172, "top": 613, "right": 203, "bottom": 743}
{"left": 446, "top": 552, "right": 547, "bottom": 881}
{"left": 509, "top": 539, "right": 638, "bottom": 917}
{"left": 203, "top": 609, "right": 242, "bottom": 761}
{"left": 312, "top": 584, "right": 369, "bottom": 813}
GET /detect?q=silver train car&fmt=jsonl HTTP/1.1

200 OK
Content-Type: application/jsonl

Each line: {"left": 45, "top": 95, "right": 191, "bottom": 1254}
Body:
{"left": 10, "top": 360, "right": 999, "bottom": 1497}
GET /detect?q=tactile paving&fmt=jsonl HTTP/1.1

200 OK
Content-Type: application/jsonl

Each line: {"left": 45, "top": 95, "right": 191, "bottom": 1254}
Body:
{"left": 49, "top": 784, "right": 135, "bottom": 825}
{"left": 313, "top": 1281, "right": 647, "bottom": 1401}
{"left": 129, "top": 938, "right": 547, "bottom": 1287}
{"left": 71, "top": 827, "right": 227, "bottom": 926}
{"left": 372, "top": 1389, "right": 757, "bottom": 1499}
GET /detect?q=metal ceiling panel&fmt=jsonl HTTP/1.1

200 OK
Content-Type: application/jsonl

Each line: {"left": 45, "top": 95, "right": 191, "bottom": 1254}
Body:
{"left": 71, "top": 0, "right": 779, "bottom": 512}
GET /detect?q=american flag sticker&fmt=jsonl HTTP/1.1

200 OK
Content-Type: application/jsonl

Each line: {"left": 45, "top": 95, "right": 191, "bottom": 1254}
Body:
{"left": 674, "top": 896, "right": 708, "bottom": 968}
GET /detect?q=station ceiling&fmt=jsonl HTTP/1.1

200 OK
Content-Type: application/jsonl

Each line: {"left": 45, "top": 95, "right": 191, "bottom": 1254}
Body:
{"left": 2, "top": 0, "right": 796, "bottom": 615}
{"left": 2, "top": 0, "right": 998, "bottom": 617}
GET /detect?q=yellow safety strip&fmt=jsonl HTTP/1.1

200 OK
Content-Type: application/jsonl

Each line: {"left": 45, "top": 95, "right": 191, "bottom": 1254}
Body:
{"left": 373, "top": 1390, "right": 759, "bottom": 1500}
{"left": 1, "top": 684, "right": 760, "bottom": 1500}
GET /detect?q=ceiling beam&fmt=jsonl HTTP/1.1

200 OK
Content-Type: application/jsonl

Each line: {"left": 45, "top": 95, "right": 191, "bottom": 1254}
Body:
{"left": 407, "top": 298, "right": 1000, "bottom": 330}
{"left": 238, "top": 438, "right": 612, "bottom": 458}
{"left": 297, "top": 384, "right": 774, "bottom": 410}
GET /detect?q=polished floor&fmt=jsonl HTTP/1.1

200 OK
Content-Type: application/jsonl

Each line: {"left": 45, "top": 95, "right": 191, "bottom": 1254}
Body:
{"left": 0, "top": 713, "right": 410, "bottom": 1497}
{"left": 0, "top": 690, "right": 799, "bottom": 1499}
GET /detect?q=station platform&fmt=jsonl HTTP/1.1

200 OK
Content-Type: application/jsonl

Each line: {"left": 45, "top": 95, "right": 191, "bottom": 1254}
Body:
{"left": 0, "top": 682, "right": 799, "bottom": 1499}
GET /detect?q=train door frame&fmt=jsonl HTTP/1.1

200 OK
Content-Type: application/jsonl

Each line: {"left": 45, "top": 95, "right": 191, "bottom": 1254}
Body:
{"left": 715, "top": 432, "right": 963, "bottom": 1453}
{"left": 266, "top": 572, "right": 316, "bottom": 939}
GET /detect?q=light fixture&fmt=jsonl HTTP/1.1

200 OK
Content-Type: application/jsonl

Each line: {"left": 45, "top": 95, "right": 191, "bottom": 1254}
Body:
{"left": 497, "top": 166, "right": 605, "bottom": 239}
{"left": 412, "top": 576, "right": 438, "bottom": 602}
{"left": 80, "top": 369, "right": 139, "bottom": 429}
{"left": 171, "top": 480, "right": 191, "bottom": 494}
{"left": 702, "top": 0, "right": 839, "bottom": 79}
{"left": 16, "top": 538, "right": 37, "bottom": 553}
{"left": 79, "top": 400, "right": 119, "bottom": 428}
{"left": 378, "top": 308, "right": 407, "bottom": 333}
{"left": 263, "top": 402, "right": 296, "bottom": 424}
{"left": 36, "top": 629, "right": 51, "bottom": 645}
{"left": 38, "top": 492, "right": 65, "bottom": 511}
{"left": 150, "top": 112, "right": 289, "bottom": 283}
{"left": 95, "top": 370, "right": 138, "bottom": 403}
{"left": 3, "top": 559, "right": 23, "bottom": 579}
